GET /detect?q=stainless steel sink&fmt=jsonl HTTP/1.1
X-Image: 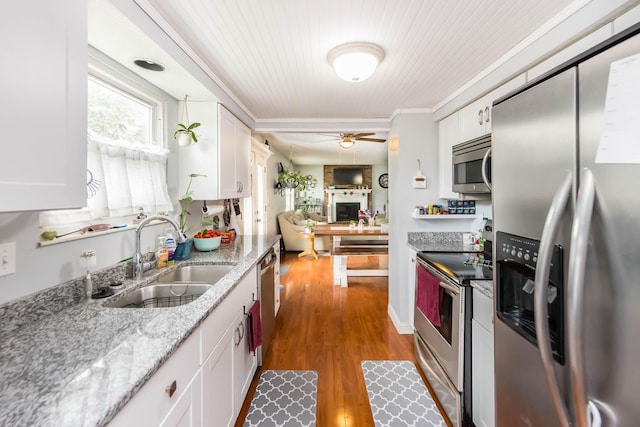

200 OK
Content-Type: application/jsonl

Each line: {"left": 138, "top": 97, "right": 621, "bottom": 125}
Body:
{"left": 155, "top": 264, "right": 235, "bottom": 284}
{"left": 105, "top": 283, "right": 213, "bottom": 308}
{"left": 105, "top": 264, "right": 235, "bottom": 308}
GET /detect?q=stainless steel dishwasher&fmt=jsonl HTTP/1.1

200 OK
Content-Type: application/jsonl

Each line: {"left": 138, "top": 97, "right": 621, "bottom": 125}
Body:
{"left": 258, "top": 248, "right": 277, "bottom": 365}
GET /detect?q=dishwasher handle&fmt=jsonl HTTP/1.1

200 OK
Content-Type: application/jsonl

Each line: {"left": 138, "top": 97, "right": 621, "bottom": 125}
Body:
{"left": 260, "top": 249, "right": 277, "bottom": 271}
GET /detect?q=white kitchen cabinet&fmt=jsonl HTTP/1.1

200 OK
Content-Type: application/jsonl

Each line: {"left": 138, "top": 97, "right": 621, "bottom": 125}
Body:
{"left": 201, "top": 266, "right": 258, "bottom": 426}
{"left": 273, "top": 241, "right": 281, "bottom": 314}
{"left": 0, "top": 0, "right": 87, "bottom": 212}
{"left": 160, "top": 371, "right": 202, "bottom": 427}
{"left": 218, "top": 104, "right": 251, "bottom": 199}
{"left": 109, "top": 331, "right": 200, "bottom": 427}
{"left": 472, "top": 287, "right": 495, "bottom": 427}
{"left": 438, "top": 112, "right": 460, "bottom": 200}
{"left": 458, "top": 74, "right": 527, "bottom": 142}
{"left": 178, "top": 103, "right": 251, "bottom": 201}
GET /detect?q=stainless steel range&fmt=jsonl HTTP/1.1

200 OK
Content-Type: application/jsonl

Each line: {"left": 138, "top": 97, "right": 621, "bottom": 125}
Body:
{"left": 414, "top": 222, "right": 493, "bottom": 427}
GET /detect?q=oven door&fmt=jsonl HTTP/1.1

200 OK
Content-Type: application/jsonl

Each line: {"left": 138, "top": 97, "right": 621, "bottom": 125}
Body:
{"left": 414, "top": 257, "right": 465, "bottom": 391}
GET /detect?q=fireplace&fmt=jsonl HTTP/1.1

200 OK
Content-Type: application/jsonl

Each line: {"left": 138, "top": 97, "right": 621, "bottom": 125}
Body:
{"left": 335, "top": 202, "right": 360, "bottom": 222}
{"left": 325, "top": 189, "right": 371, "bottom": 223}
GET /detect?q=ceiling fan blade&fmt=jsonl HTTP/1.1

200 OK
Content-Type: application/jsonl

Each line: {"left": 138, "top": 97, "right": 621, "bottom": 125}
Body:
{"left": 357, "top": 137, "right": 387, "bottom": 143}
{"left": 352, "top": 132, "right": 375, "bottom": 138}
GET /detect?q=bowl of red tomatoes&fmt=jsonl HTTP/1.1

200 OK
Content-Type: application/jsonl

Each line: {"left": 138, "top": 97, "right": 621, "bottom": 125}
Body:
{"left": 193, "top": 229, "right": 222, "bottom": 251}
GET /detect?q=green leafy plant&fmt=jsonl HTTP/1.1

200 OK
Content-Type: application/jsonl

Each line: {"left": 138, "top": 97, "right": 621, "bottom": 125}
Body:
{"left": 277, "top": 170, "right": 307, "bottom": 191}
{"left": 173, "top": 122, "right": 201, "bottom": 143}
{"left": 178, "top": 173, "right": 206, "bottom": 234}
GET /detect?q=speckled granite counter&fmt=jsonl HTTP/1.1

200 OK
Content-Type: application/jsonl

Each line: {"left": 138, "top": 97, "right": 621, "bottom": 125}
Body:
{"left": 407, "top": 232, "right": 477, "bottom": 252}
{"left": 470, "top": 280, "right": 493, "bottom": 299}
{"left": 0, "top": 234, "right": 280, "bottom": 427}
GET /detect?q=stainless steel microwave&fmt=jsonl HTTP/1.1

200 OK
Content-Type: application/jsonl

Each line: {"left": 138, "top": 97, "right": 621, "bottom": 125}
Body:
{"left": 452, "top": 134, "right": 491, "bottom": 195}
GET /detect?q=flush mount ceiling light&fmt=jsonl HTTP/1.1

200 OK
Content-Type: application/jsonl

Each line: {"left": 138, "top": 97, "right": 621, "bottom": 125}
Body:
{"left": 327, "top": 42, "right": 384, "bottom": 82}
{"left": 133, "top": 58, "right": 165, "bottom": 72}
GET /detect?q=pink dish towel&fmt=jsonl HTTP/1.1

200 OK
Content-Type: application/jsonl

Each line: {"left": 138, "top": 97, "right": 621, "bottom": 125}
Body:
{"left": 416, "top": 266, "right": 442, "bottom": 327}
{"left": 247, "top": 300, "right": 263, "bottom": 355}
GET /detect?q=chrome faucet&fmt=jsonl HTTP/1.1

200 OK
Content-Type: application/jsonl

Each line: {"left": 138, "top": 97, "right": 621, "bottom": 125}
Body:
{"left": 134, "top": 215, "right": 187, "bottom": 280}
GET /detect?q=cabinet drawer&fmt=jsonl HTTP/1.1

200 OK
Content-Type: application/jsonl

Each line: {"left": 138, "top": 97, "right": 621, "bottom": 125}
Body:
{"left": 473, "top": 287, "right": 494, "bottom": 332}
{"left": 109, "top": 330, "right": 199, "bottom": 426}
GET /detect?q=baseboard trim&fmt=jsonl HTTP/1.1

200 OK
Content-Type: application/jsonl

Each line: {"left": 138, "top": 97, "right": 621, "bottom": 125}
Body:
{"left": 388, "top": 304, "right": 414, "bottom": 335}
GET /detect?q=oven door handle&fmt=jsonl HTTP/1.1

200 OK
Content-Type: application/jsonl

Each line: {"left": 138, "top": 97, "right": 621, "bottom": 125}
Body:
{"left": 439, "top": 280, "right": 460, "bottom": 296}
{"left": 534, "top": 170, "right": 572, "bottom": 427}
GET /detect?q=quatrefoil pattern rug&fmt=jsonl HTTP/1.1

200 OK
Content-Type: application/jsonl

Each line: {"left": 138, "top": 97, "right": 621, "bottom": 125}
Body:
{"left": 243, "top": 370, "right": 317, "bottom": 427}
{"left": 361, "top": 360, "right": 446, "bottom": 427}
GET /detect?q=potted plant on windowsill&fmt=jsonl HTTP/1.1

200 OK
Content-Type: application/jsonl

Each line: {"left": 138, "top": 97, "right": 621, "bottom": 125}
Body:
{"left": 173, "top": 94, "right": 201, "bottom": 146}
{"left": 174, "top": 173, "right": 206, "bottom": 260}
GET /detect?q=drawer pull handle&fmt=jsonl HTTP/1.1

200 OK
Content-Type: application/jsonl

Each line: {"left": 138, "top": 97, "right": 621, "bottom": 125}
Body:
{"left": 165, "top": 380, "right": 177, "bottom": 398}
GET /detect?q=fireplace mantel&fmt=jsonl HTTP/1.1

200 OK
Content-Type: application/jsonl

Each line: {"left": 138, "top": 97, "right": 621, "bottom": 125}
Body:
{"left": 325, "top": 189, "right": 371, "bottom": 223}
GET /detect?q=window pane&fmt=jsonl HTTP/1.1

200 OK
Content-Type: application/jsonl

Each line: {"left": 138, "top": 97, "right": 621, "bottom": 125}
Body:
{"left": 88, "top": 77, "right": 152, "bottom": 145}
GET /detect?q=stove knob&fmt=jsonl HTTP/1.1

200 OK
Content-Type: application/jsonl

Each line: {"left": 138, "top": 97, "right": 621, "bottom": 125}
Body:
{"left": 517, "top": 251, "right": 523, "bottom": 258}
{"left": 533, "top": 256, "right": 537, "bottom": 263}
{"left": 524, "top": 253, "right": 531, "bottom": 261}
{"left": 511, "top": 249, "right": 516, "bottom": 256}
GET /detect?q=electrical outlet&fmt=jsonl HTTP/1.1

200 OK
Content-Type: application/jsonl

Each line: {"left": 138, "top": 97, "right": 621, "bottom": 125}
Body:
{"left": 0, "top": 242, "right": 16, "bottom": 277}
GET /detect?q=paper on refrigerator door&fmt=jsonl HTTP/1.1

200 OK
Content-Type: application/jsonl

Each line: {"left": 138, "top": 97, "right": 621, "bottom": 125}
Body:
{"left": 595, "top": 52, "right": 640, "bottom": 164}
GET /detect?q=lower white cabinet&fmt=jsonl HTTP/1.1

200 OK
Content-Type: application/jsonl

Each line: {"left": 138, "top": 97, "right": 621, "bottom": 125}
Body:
{"left": 110, "top": 266, "right": 258, "bottom": 427}
{"left": 201, "top": 266, "right": 258, "bottom": 426}
{"left": 472, "top": 288, "right": 495, "bottom": 427}
{"left": 109, "top": 331, "right": 200, "bottom": 427}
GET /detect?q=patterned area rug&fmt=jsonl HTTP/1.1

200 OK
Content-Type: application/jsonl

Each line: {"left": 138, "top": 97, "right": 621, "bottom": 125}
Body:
{"left": 361, "top": 360, "right": 446, "bottom": 427}
{"left": 243, "top": 370, "right": 318, "bottom": 427}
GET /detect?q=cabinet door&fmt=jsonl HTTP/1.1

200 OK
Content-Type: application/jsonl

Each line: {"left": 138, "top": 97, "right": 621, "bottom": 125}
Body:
{"left": 233, "top": 308, "right": 257, "bottom": 415}
{"left": 438, "top": 112, "right": 460, "bottom": 200}
{"left": 218, "top": 104, "right": 238, "bottom": 199}
{"left": 0, "top": 0, "right": 87, "bottom": 212}
{"left": 202, "top": 321, "right": 235, "bottom": 427}
{"left": 458, "top": 97, "right": 488, "bottom": 142}
{"left": 235, "top": 120, "right": 251, "bottom": 198}
{"left": 160, "top": 371, "right": 202, "bottom": 427}
{"left": 472, "top": 319, "right": 495, "bottom": 427}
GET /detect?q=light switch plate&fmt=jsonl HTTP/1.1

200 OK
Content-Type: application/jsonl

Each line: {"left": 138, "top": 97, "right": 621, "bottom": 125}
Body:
{"left": 0, "top": 242, "right": 16, "bottom": 277}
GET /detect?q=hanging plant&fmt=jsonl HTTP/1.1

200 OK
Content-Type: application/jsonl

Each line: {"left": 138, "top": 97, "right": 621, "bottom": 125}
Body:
{"left": 173, "top": 94, "right": 201, "bottom": 146}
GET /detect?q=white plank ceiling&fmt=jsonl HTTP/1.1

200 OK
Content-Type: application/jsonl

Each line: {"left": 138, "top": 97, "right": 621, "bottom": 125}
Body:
{"left": 92, "top": 0, "right": 579, "bottom": 164}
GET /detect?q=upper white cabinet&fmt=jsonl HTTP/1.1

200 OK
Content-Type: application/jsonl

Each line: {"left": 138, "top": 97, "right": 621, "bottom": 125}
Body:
{"left": 219, "top": 104, "right": 251, "bottom": 199}
{"left": 438, "top": 112, "right": 459, "bottom": 200}
{"left": 0, "top": 0, "right": 87, "bottom": 212}
{"left": 178, "top": 103, "right": 251, "bottom": 201}
{"left": 458, "top": 74, "right": 527, "bottom": 142}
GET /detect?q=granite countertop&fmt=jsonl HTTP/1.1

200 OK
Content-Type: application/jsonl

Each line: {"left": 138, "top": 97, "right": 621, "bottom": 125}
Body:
{"left": 470, "top": 280, "right": 493, "bottom": 299}
{"left": 0, "top": 234, "right": 280, "bottom": 427}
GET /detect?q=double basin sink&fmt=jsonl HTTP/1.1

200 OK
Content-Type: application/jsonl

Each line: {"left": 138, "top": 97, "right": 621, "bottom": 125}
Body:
{"left": 105, "top": 264, "right": 235, "bottom": 309}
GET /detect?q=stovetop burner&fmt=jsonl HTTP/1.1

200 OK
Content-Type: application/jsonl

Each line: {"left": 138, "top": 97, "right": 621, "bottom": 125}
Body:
{"left": 417, "top": 251, "right": 493, "bottom": 285}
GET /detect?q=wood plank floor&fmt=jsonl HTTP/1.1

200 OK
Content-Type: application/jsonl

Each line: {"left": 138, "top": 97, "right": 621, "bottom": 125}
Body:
{"left": 234, "top": 252, "right": 449, "bottom": 426}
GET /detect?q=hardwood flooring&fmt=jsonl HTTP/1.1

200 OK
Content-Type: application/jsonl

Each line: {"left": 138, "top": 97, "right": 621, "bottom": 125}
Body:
{"left": 234, "top": 252, "right": 447, "bottom": 426}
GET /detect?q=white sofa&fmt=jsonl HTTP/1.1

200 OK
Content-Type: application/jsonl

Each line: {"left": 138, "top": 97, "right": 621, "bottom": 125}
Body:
{"left": 277, "top": 210, "right": 331, "bottom": 252}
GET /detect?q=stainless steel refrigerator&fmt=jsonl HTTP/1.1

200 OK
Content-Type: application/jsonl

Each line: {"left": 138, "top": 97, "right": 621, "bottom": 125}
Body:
{"left": 492, "top": 23, "right": 640, "bottom": 427}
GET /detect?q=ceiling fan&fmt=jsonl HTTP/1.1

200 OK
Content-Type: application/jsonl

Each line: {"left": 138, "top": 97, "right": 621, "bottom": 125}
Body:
{"left": 319, "top": 132, "right": 386, "bottom": 149}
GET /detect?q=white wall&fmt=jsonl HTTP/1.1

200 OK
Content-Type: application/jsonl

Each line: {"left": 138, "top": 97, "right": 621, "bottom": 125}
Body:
{"left": 371, "top": 163, "right": 389, "bottom": 215}
{"left": 387, "top": 112, "right": 489, "bottom": 332}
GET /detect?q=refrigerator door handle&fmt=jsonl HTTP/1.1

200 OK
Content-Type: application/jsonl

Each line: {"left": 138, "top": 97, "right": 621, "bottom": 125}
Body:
{"left": 534, "top": 170, "right": 572, "bottom": 427}
{"left": 569, "top": 168, "right": 601, "bottom": 427}
{"left": 481, "top": 147, "right": 492, "bottom": 190}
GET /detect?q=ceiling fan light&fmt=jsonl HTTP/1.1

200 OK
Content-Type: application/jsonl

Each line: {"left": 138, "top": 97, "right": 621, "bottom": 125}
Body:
{"left": 328, "top": 42, "right": 384, "bottom": 83}
{"left": 339, "top": 140, "right": 355, "bottom": 149}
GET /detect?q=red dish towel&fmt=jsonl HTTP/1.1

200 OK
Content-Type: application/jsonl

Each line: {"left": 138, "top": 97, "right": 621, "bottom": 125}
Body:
{"left": 247, "top": 300, "right": 263, "bottom": 355}
{"left": 417, "top": 266, "right": 442, "bottom": 327}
